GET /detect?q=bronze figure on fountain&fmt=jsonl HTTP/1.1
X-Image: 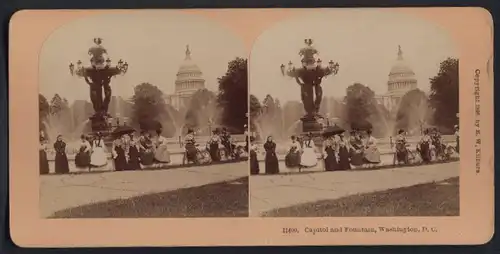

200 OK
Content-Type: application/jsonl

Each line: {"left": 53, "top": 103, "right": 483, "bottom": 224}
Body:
{"left": 280, "top": 39, "right": 339, "bottom": 133}
{"left": 69, "top": 38, "right": 129, "bottom": 133}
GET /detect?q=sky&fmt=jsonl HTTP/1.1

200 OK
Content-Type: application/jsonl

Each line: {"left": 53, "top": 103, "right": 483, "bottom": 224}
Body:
{"left": 249, "top": 9, "right": 459, "bottom": 103}
{"left": 39, "top": 11, "right": 247, "bottom": 103}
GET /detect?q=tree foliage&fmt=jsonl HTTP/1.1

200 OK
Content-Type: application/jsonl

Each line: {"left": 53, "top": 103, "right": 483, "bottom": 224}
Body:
{"left": 39, "top": 94, "right": 50, "bottom": 131}
{"left": 344, "top": 83, "right": 388, "bottom": 136}
{"left": 249, "top": 94, "right": 262, "bottom": 132}
{"left": 344, "top": 83, "right": 376, "bottom": 128}
{"left": 49, "top": 94, "right": 68, "bottom": 116}
{"left": 131, "top": 83, "right": 176, "bottom": 137}
{"left": 217, "top": 57, "right": 248, "bottom": 133}
{"left": 429, "top": 58, "right": 459, "bottom": 132}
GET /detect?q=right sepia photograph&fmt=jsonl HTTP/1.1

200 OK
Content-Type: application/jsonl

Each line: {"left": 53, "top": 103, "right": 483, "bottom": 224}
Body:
{"left": 248, "top": 10, "right": 460, "bottom": 217}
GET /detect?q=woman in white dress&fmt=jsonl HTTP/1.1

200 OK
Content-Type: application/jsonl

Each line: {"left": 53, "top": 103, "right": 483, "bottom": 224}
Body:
{"left": 154, "top": 129, "right": 171, "bottom": 164}
{"left": 363, "top": 129, "right": 381, "bottom": 167}
{"left": 300, "top": 133, "right": 318, "bottom": 169}
{"left": 90, "top": 133, "right": 108, "bottom": 167}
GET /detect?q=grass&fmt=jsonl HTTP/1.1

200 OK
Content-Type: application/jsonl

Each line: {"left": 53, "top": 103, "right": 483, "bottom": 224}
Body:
{"left": 262, "top": 177, "right": 459, "bottom": 217}
{"left": 49, "top": 177, "right": 249, "bottom": 218}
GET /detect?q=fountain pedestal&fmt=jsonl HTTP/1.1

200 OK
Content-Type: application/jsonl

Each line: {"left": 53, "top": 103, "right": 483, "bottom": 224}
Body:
{"left": 89, "top": 113, "right": 110, "bottom": 134}
{"left": 301, "top": 116, "right": 323, "bottom": 134}
{"left": 300, "top": 115, "right": 325, "bottom": 147}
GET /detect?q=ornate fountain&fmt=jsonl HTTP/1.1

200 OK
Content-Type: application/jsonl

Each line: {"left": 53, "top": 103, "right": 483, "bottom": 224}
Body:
{"left": 280, "top": 39, "right": 340, "bottom": 135}
{"left": 68, "top": 38, "right": 129, "bottom": 139}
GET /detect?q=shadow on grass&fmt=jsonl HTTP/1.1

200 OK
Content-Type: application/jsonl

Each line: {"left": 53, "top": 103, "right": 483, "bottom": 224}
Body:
{"left": 49, "top": 177, "right": 249, "bottom": 218}
{"left": 262, "top": 177, "right": 459, "bottom": 217}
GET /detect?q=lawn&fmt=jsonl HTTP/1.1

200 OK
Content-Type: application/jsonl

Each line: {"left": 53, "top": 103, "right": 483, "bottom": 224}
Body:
{"left": 49, "top": 177, "right": 249, "bottom": 218}
{"left": 262, "top": 177, "right": 459, "bottom": 217}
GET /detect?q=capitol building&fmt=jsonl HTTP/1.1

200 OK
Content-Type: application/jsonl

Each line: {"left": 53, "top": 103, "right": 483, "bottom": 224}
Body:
{"left": 375, "top": 45, "right": 418, "bottom": 112}
{"left": 165, "top": 45, "right": 206, "bottom": 111}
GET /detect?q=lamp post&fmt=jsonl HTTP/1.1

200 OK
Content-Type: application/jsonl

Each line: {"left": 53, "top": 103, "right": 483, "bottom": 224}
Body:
{"left": 69, "top": 38, "right": 128, "bottom": 134}
{"left": 280, "top": 39, "right": 339, "bottom": 135}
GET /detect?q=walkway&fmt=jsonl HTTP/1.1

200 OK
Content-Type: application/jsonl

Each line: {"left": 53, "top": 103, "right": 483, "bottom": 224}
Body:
{"left": 250, "top": 161, "right": 459, "bottom": 216}
{"left": 40, "top": 161, "right": 248, "bottom": 218}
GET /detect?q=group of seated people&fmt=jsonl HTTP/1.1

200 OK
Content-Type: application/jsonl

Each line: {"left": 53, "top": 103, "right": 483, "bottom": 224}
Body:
{"left": 394, "top": 126, "right": 459, "bottom": 165}
{"left": 250, "top": 125, "right": 459, "bottom": 175}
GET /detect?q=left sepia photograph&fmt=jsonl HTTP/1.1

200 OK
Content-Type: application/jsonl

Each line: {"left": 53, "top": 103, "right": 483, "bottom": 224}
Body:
{"left": 38, "top": 12, "right": 250, "bottom": 218}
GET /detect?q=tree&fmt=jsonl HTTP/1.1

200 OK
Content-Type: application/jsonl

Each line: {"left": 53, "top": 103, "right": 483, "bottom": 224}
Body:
{"left": 217, "top": 57, "right": 248, "bottom": 134}
{"left": 429, "top": 58, "right": 459, "bottom": 132}
{"left": 249, "top": 94, "right": 262, "bottom": 133}
{"left": 131, "top": 83, "right": 176, "bottom": 137}
{"left": 344, "top": 83, "right": 388, "bottom": 136}
{"left": 395, "top": 89, "right": 432, "bottom": 134}
{"left": 184, "top": 89, "right": 217, "bottom": 134}
{"left": 344, "top": 83, "right": 376, "bottom": 128}
{"left": 49, "top": 94, "right": 66, "bottom": 115}
{"left": 39, "top": 94, "right": 50, "bottom": 131}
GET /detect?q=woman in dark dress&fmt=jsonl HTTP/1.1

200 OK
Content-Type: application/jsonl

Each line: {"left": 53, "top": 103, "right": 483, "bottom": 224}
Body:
{"left": 112, "top": 137, "right": 127, "bottom": 171}
{"left": 417, "top": 129, "right": 432, "bottom": 163}
{"left": 75, "top": 134, "right": 92, "bottom": 169}
{"left": 249, "top": 137, "right": 260, "bottom": 175}
{"left": 139, "top": 132, "right": 155, "bottom": 166}
{"left": 53, "top": 135, "right": 70, "bottom": 174}
{"left": 39, "top": 136, "right": 50, "bottom": 175}
{"left": 323, "top": 136, "right": 338, "bottom": 171}
{"left": 285, "top": 135, "right": 301, "bottom": 169}
{"left": 349, "top": 130, "right": 365, "bottom": 168}
{"left": 337, "top": 133, "right": 351, "bottom": 170}
{"left": 208, "top": 130, "right": 221, "bottom": 162}
{"left": 263, "top": 136, "right": 279, "bottom": 174}
{"left": 127, "top": 134, "right": 142, "bottom": 170}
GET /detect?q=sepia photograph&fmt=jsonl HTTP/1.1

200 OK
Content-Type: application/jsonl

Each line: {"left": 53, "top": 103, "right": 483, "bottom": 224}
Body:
{"left": 9, "top": 8, "right": 493, "bottom": 247}
{"left": 249, "top": 10, "right": 460, "bottom": 217}
{"left": 37, "top": 12, "right": 249, "bottom": 218}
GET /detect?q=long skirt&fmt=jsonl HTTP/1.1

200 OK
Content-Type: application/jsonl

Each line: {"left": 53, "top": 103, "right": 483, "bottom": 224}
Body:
{"left": 396, "top": 147, "right": 408, "bottom": 163}
{"left": 39, "top": 150, "right": 50, "bottom": 175}
{"left": 285, "top": 150, "right": 301, "bottom": 168}
{"left": 350, "top": 149, "right": 364, "bottom": 166}
{"left": 54, "top": 153, "right": 69, "bottom": 174}
{"left": 209, "top": 143, "right": 221, "bottom": 162}
{"left": 127, "top": 147, "right": 142, "bottom": 170}
{"left": 324, "top": 147, "right": 338, "bottom": 171}
{"left": 265, "top": 152, "right": 279, "bottom": 174}
{"left": 300, "top": 147, "right": 318, "bottom": 167}
{"left": 364, "top": 147, "right": 381, "bottom": 164}
{"left": 185, "top": 144, "right": 198, "bottom": 162}
{"left": 419, "top": 142, "right": 431, "bottom": 162}
{"left": 75, "top": 150, "right": 91, "bottom": 169}
{"left": 250, "top": 150, "right": 260, "bottom": 175}
{"left": 90, "top": 147, "right": 108, "bottom": 167}
{"left": 338, "top": 146, "right": 351, "bottom": 170}
{"left": 154, "top": 145, "right": 171, "bottom": 163}
{"left": 113, "top": 147, "right": 127, "bottom": 171}
{"left": 140, "top": 149, "right": 155, "bottom": 166}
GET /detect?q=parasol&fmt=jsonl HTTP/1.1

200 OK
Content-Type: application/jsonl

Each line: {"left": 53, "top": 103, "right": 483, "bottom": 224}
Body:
{"left": 112, "top": 125, "right": 136, "bottom": 138}
{"left": 322, "top": 124, "right": 345, "bottom": 137}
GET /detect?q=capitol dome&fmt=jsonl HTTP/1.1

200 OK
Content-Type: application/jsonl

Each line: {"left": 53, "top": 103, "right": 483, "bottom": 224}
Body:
{"left": 174, "top": 45, "right": 205, "bottom": 95}
{"left": 387, "top": 45, "right": 417, "bottom": 96}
